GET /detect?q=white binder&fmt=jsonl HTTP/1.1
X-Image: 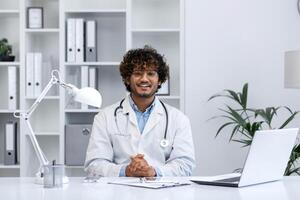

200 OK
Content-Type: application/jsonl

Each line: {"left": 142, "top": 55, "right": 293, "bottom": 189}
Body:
{"left": 88, "top": 67, "right": 98, "bottom": 109}
{"left": 85, "top": 20, "right": 97, "bottom": 61}
{"left": 4, "top": 122, "right": 17, "bottom": 165}
{"left": 8, "top": 66, "right": 17, "bottom": 110}
{"left": 34, "top": 53, "right": 42, "bottom": 97}
{"left": 26, "top": 53, "right": 35, "bottom": 97}
{"left": 67, "top": 18, "right": 76, "bottom": 62}
{"left": 88, "top": 67, "right": 97, "bottom": 89}
{"left": 75, "top": 18, "right": 84, "bottom": 62}
{"left": 81, "top": 66, "right": 89, "bottom": 109}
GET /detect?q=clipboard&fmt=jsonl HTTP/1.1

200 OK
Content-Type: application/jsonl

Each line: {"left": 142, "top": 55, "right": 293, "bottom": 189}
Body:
{"left": 107, "top": 178, "right": 190, "bottom": 189}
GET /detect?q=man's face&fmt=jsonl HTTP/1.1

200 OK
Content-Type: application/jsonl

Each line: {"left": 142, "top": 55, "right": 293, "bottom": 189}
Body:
{"left": 127, "top": 68, "right": 160, "bottom": 98}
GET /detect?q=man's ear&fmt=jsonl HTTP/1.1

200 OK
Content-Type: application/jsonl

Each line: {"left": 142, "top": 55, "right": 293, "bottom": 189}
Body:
{"left": 125, "top": 78, "right": 130, "bottom": 86}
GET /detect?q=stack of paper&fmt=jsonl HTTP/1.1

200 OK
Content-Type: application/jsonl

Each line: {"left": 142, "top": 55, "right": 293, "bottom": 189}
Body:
{"left": 107, "top": 178, "right": 190, "bottom": 189}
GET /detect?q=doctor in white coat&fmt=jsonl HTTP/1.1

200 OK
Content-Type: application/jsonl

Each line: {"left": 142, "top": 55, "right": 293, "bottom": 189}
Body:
{"left": 85, "top": 46, "right": 195, "bottom": 177}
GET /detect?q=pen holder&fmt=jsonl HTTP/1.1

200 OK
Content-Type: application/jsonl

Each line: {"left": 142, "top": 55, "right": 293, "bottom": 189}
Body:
{"left": 43, "top": 164, "right": 64, "bottom": 188}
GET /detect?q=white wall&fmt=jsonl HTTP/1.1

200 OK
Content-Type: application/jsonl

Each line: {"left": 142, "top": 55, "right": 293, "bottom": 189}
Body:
{"left": 185, "top": 0, "right": 300, "bottom": 175}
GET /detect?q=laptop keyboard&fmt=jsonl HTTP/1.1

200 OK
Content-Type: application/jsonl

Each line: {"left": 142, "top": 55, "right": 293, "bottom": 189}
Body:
{"left": 215, "top": 176, "right": 241, "bottom": 183}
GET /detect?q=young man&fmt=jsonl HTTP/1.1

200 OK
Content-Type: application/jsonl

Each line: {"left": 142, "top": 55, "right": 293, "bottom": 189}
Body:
{"left": 85, "top": 46, "right": 195, "bottom": 177}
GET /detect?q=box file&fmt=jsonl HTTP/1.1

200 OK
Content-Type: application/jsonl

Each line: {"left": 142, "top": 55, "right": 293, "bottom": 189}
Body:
{"left": 75, "top": 18, "right": 84, "bottom": 62}
{"left": 4, "top": 122, "right": 17, "bottom": 165}
{"left": 65, "top": 124, "right": 92, "bottom": 166}
{"left": 34, "top": 53, "right": 42, "bottom": 97}
{"left": 67, "top": 18, "right": 76, "bottom": 62}
{"left": 85, "top": 20, "right": 97, "bottom": 62}
{"left": 0, "top": 66, "right": 18, "bottom": 109}
{"left": 8, "top": 66, "right": 17, "bottom": 110}
{"left": 81, "top": 66, "right": 89, "bottom": 109}
{"left": 26, "top": 53, "right": 35, "bottom": 97}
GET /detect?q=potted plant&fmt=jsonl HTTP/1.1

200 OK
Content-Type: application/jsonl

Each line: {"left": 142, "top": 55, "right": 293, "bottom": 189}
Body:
{"left": 208, "top": 83, "right": 300, "bottom": 175}
{"left": 0, "top": 38, "right": 15, "bottom": 62}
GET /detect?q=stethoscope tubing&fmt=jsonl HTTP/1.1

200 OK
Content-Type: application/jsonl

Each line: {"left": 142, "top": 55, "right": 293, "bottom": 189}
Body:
{"left": 114, "top": 98, "right": 169, "bottom": 147}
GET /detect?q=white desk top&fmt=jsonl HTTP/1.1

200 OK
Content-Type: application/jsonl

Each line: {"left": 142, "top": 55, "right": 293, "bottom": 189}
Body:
{"left": 0, "top": 176, "right": 299, "bottom": 200}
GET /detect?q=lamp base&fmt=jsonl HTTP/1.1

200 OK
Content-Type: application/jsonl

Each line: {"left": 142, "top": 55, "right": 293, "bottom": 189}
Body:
{"left": 34, "top": 172, "right": 69, "bottom": 185}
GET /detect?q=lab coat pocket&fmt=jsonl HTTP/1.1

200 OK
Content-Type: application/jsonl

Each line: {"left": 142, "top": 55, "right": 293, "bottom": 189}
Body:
{"left": 110, "top": 133, "right": 133, "bottom": 157}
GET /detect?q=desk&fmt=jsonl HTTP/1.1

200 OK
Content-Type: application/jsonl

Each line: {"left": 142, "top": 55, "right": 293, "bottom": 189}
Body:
{"left": 0, "top": 177, "right": 299, "bottom": 200}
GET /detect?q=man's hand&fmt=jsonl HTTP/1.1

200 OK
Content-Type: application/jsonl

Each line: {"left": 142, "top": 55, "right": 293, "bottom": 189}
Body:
{"left": 125, "top": 154, "right": 156, "bottom": 177}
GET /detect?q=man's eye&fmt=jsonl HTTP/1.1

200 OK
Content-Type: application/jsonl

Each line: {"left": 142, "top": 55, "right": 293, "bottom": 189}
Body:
{"left": 147, "top": 72, "right": 157, "bottom": 76}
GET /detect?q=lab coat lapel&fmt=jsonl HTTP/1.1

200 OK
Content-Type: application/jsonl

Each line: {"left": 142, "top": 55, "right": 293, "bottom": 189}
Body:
{"left": 122, "top": 96, "right": 138, "bottom": 127}
{"left": 142, "top": 98, "right": 164, "bottom": 136}
{"left": 122, "top": 96, "right": 141, "bottom": 152}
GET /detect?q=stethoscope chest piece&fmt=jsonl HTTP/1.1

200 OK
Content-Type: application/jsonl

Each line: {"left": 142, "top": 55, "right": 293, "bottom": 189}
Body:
{"left": 160, "top": 139, "right": 169, "bottom": 148}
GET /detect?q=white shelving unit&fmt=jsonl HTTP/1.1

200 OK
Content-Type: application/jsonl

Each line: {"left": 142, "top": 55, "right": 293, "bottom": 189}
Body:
{"left": 0, "top": 0, "right": 184, "bottom": 177}
{"left": 0, "top": 0, "right": 20, "bottom": 177}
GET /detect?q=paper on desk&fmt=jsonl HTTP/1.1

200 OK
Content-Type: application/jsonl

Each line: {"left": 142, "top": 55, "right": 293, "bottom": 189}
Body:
{"left": 107, "top": 178, "right": 190, "bottom": 189}
{"left": 190, "top": 173, "right": 241, "bottom": 182}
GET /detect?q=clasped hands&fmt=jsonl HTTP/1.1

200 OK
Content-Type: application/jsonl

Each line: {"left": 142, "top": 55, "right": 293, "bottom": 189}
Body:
{"left": 125, "top": 154, "right": 156, "bottom": 177}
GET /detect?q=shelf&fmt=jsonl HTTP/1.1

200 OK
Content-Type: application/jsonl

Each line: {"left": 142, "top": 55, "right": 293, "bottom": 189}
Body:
{"left": 35, "top": 132, "right": 60, "bottom": 136}
{"left": 132, "top": 29, "right": 180, "bottom": 33}
{"left": 0, "top": 110, "right": 17, "bottom": 113}
{"left": 64, "top": 0, "right": 126, "bottom": 11}
{"left": 25, "top": 28, "right": 59, "bottom": 33}
{"left": 0, "top": 62, "right": 20, "bottom": 66}
{"left": 65, "top": 165, "right": 84, "bottom": 169}
{"left": 25, "top": 96, "right": 60, "bottom": 100}
{"left": 65, "top": 9, "right": 126, "bottom": 14}
{"left": 65, "top": 109, "right": 100, "bottom": 113}
{"left": 25, "top": 131, "right": 60, "bottom": 136}
{"left": 0, "top": 164, "right": 20, "bottom": 169}
{"left": 0, "top": 10, "right": 19, "bottom": 14}
{"left": 64, "top": 62, "right": 119, "bottom": 66}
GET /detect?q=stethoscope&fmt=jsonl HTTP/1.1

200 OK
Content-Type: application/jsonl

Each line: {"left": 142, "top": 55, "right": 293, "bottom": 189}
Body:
{"left": 114, "top": 98, "right": 169, "bottom": 148}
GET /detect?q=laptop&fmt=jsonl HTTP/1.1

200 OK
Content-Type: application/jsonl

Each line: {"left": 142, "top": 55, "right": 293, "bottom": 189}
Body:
{"left": 191, "top": 128, "right": 299, "bottom": 187}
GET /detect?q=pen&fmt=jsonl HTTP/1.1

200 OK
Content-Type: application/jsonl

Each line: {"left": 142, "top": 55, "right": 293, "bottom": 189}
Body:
{"left": 139, "top": 177, "right": 179, "bottom": 184}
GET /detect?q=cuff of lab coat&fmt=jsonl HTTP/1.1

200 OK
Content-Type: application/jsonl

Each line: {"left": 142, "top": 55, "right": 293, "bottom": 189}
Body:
{"left": 119, "top": 165, "right": 127, "bottom": 177}
{"left": 155, "top": 167, "right": 163, "bottom": 177}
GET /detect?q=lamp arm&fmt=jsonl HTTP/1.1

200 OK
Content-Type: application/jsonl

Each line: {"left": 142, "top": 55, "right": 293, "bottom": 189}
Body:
{"left": 26, "top": 75, "right": 59, "bottom": 118}
{"left": 13, "top": 70, "right": 63, "bottom": 170}
{"left": 24, "top": 119, "right": 49, "bottom": 166}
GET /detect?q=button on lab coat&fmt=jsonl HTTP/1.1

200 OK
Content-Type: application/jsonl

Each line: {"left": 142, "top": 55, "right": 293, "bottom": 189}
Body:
{"left": 85, "top": 95, "right": 195, "bottom": 177}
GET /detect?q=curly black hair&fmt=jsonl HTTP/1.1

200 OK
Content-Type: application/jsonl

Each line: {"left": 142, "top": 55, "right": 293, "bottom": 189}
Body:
{"left": 119, "top": 46, "right": 169, "bottom": 92}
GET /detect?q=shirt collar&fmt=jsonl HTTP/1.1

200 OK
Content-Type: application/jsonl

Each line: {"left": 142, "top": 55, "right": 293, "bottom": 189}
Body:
{"left": 129, "top": 95, "right": 156, "bottom": 114}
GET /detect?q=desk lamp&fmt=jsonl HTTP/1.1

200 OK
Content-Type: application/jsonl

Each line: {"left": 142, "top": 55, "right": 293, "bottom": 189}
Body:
{"left": 14, "top": 70, "right": 102, "bottom": 184}
{"left": 284, "top": 50, "right": 300, "bottom": 88}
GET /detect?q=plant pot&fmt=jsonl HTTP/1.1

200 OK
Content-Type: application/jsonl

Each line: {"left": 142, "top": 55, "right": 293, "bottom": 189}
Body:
{"left": 0, "top": 55, "right": 15, "bottom": 62}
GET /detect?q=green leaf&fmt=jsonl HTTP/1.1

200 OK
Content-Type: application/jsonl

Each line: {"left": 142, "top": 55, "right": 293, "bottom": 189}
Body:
{"left": 215, "top": 122, "right": 236, "bottom": 138}
{"left": 285, "top": 167, "right": 300, "bottom": 176}
{"left": 224, "top": 89, "right": 241, "bottom": 104}
{"left": 240, "top": 83, "right": 248, "bottom": 109}
{"left": 227, "top": 106, "right": 248, "bottom": 125}
{"left": 279, "top": 111, "right": 300, "bottom": 129}
{"left": 232, "top": 139, "right": 252, "bottom": 147}
{"left": 229, "top": 125, "right": 240, "bottom": 141}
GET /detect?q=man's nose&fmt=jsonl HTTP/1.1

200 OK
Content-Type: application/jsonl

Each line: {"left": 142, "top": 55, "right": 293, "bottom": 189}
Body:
{"left": 140, "top": 73, "right": 149, "bottom": 80}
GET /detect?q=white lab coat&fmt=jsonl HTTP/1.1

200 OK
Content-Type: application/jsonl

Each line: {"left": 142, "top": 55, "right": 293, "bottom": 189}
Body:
{"left": 84, "top": 95, "right": 195, "bottom": 177}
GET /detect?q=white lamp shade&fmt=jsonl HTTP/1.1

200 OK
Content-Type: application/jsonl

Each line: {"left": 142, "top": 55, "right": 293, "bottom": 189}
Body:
{"left": 72, "top": 86, "right": 102, "bottom": 108}
{"left": 284, "top": 50, "right": 300, "bottom": 88}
